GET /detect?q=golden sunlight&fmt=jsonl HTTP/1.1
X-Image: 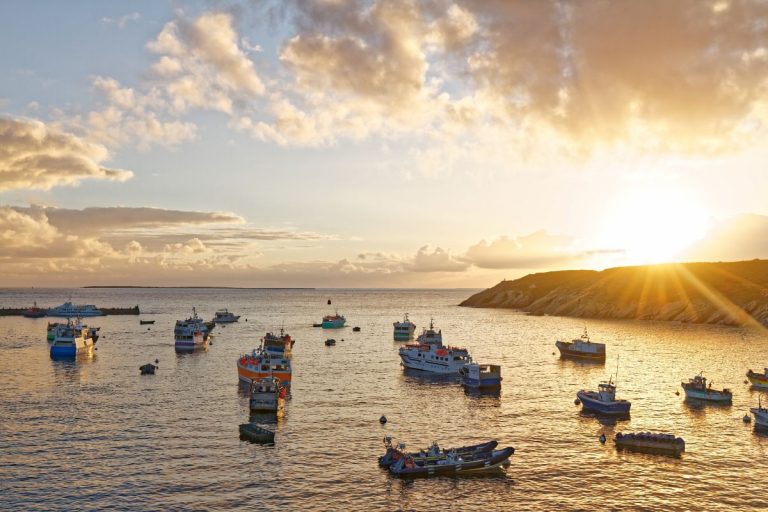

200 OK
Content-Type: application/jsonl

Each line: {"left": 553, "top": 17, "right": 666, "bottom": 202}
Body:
{"left": 598, "top": 185, "right": 710, "bottom": 265}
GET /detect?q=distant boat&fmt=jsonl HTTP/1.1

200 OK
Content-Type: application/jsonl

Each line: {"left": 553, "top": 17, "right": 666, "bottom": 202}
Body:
{"left": 681, "top": 372, "right": 732, "bottom": 403}
{"left": 555, "top": 327, "right": 606, "bottom": 361}
{"left": 416, "top": 318, "right": 442, "bottom": 344}
{"left": 47, "top": 301, "right": 103, "bottom": 317}
{"left": 24, "top": 301, "right": 46, "bottom": 318}
{"left": 393, "top": 313, "right": 416, "bottom": 341}
{"left": 321, "top": 313, "right": 346, "bottom": 329}
{"left": 139, "top": 320, "right": 155, "bottom": 325}
{"left": 746, "top": 368, "right": 768, "bottom": 389}
{"left": 325, "top": 338, "right": 336, "bottom": 346}
{"left": 262, "top": 328, "right": 293, "bottom": 358}
{"left": 213, "top": 309, "right": 240, "bottom": 323}
{"left": 174, "top": 308, "right": 209, "bottom": 352}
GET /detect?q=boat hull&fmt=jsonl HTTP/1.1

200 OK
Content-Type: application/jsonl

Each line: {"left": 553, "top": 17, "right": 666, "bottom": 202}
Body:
{"left": 746, "top": 371, "right": 768, "bottom": 390}
{"left": 461, "top": 376, "right": 502, "bottom": 389}
{"left": 239, "top": 423, "right": 275, "bottom": 444}
{"left": 174, "top": 338, "right": 209, "bottom": 352}
{"left": 50, "top": 338, "right": 94, "bottom": 358}
{"left": 322, "top": 320, "right": 345, "bottom": 328}
{"left": 399, "top": 354, "right": 465, "bottom": 374}
{"left": 682, "top": 388, "right": 732, "bottom": 403}
{"left": 577, "top": 391, "right": 631, "bottom": 415}
{"left": 752, "top": 408, "right": 768, "bottom": 429}
{"left": 615, "top": 434, "right": 685, "bottom": 456}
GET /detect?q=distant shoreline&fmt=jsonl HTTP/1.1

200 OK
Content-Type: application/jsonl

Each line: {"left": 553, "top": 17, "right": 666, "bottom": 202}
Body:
{"left": 82, "top": 286, "right": 316, "bottom": 289}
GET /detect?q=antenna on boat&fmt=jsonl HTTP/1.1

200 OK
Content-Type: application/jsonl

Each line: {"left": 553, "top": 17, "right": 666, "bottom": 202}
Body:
{"left": 614, "top": 355, "right": 620, "bottom": 387}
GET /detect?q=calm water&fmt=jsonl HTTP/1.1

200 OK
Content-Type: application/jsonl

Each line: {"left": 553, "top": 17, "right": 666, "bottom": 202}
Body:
{"left": 1, "top": 288, "right": 768, "bottom": 511}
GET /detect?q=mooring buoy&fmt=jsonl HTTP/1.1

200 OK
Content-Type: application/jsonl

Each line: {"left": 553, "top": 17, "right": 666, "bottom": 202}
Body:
{"left": 380, "top": 415, "right": 387, "bottom": 424}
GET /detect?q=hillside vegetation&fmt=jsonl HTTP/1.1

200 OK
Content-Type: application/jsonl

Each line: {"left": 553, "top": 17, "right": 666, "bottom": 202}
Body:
{"left": 460, "top": 260, "right": 768, "bottom": 327}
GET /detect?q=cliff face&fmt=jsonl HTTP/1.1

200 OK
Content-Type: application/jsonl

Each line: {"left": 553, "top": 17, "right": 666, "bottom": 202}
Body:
{"left": 460, "top": 260, "right": 768, "bottom": 327}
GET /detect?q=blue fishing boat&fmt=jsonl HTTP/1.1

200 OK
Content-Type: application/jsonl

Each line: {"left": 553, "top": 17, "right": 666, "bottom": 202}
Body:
{"left": 49, "top": 320, "right": 97, "bottom": 358}
{"left": 576, "top": 358, "right": 631, "bottom": 415}
{"left": 460, "top": 362, "right": 502, "bottom": 389}
{"left": 321, "top": 313, "right": 346, "bottom": 329}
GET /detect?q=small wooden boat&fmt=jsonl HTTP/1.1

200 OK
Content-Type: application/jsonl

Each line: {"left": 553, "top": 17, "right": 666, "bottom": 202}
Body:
{"left": 140, "top": 320, "right": 155, "bottom": 325}
{"left": 353, "top": 326, "right": 361, "bottom": 332}
{"left": 746, "top": 368, "right": 768, "bottom": 389}
{"left": 140, "top": 363, "right": 157, "bottom": 375}
{"left": 325, "top": 338, "right": 336, "bottom": 346}
{"left": 239, "top": 423, "right": 275, "bottom": 444}
{"left": 378, "top": 437, "right": 498, "bottom": 468}
{"left": 614, "top": 432, "right": 685, "bottom": 456}
{"left": 389, "top": 446, "right": 514, "bottom": 477}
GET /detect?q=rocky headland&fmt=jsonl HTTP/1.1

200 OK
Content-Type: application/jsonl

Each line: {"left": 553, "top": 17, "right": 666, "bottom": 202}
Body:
{"left": 460, "top": 260, "right": 768, "bottom": 327}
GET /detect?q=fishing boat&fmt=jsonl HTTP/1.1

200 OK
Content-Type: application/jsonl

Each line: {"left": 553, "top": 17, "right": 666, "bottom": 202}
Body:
{"left": 139, "top": 320, "right": 155, "bottom": 325}
{"left": 460, "top": 363, "right": 502, "bottom": 390}
{"left": 249, "top": 376, "right": 286, "bottom": 413}
{"left": 416, "top": 318, "right": 442, "bottom": 344}
{"left": 751, "top": 396, "right": 768, "bottom": 430}
{"left": 237, "top": 347, "right": 292, "bottom": 387}
{"left": 614, "top": 432, "right": 685, "bottom": 456}
{"left": 746, "top": 368, "right": 768, "bottom": 389}
{"left": 393, "top": 313, "right": 417, "bottom": 341}
{"left": 399, "top": 337, "right": 472, "bottom": 374}
{"left": 238, "top": 423, "right": 275, "bottom": 444}
{"left": 24, "top": 301, "right": 46, "bottom": 318}
{"left": 681, "top": 372, "right": 732, "bottom": 403}
{"left": 378, "top": 437, "right": 498, "bottom": 468}
{"left": 174, "top": 308, "right": 209, "bottom": 352}
{"left": 389, "top": 446, "right": 514, "bottom": 477}
{"left": 213, "top": 309, "right": 240, "bottom": 323}
{"left": 555, "top": 327, "right": 606, "bottom": 361}
{"left": 47, "top": 301, "right": 103, "bottom": 317}
{"left": 49, "top": 320, "right": 97, "bottom": 358}
{"left": 577, "top": 358, "right": 631, "bottom": 415}
{"left": 321, "top": 313, "right": 346, "bottom": 329}
{"left": 262, "top": 328, "right": 294, "bottom": 358}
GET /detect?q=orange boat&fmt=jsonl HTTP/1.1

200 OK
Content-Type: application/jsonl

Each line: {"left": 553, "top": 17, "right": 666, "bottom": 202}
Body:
{"left": 237, "top": 348, "right": 292, "bottom": 387}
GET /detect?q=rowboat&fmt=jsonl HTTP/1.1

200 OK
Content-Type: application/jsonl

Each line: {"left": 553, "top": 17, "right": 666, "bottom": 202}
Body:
{"left": 239, "top": 423, "right": 275, "bottom": 444}
{"left": 140, "top": 320, "right": 155, "bottom": 325}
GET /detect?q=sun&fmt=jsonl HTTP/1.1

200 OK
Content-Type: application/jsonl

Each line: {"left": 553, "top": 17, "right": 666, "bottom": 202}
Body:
{"left": 596, "top": 185, "right": 711, "bottom": 265}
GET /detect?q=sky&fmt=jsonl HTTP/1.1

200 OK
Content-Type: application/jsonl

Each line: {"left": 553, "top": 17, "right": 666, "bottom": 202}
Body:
{"left": 1, "top": 0, "right": 768, "bottom": 288}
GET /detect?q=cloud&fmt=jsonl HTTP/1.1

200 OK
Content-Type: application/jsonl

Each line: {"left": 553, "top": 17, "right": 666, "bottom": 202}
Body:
{"left": 147, "top": 11, "right": 265, "bottom": 112}
{"left": 409, "top": 245, "right": 470, "bottom": 272}
{"left": 101, "top": 12, "right": 141, "bottom": 29}
{"left": 0, "top": 116, "right": 133, "bottom": 191}
{"left": 465, "top": 231, "right": 580, "bottom": 269}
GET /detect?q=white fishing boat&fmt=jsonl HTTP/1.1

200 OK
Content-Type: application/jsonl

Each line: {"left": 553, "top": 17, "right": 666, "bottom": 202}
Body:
{"left": 399, "top": 335, "right": 471, "bottom": 374}
{"left": 681, "top": 372, "right": 732, "bottom": 403}
{"left": 393, "top": 313, "right": 416, "bottom": 341}
{"left": 416, "top": 318, "right": 442, "bottom": 345}
{"left": 213, "top": 309, "right": 240, "bottom": 323}
{"left": 47, "top": 301, "right": 103, "bottom": 317}
{"left": 174, "top": 308, "right": 209, "bottom": 352}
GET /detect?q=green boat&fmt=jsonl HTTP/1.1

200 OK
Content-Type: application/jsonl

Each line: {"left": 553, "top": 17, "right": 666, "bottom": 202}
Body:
{"left": 239, "top": 423, "right": 275, "bottom": 444}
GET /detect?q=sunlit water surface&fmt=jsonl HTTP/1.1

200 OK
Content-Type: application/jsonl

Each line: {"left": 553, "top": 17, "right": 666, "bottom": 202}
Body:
{"left": 1, "top": 288, "right": 768, "bottom": 511}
